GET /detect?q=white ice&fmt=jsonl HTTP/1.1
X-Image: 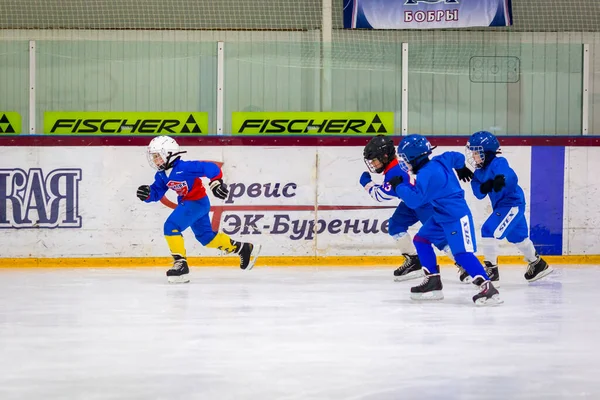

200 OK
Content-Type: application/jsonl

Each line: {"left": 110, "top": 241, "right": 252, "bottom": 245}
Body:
{"left": 0, "top": 266, "right": 598, "bottom": 400}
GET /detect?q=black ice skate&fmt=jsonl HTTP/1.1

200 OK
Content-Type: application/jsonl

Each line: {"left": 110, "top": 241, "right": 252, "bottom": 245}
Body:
{"left": 166, "top": 254, "right": 190, "bottom": 284}
{"left": 524, "top": 255, "right": 553, "bottom": 282}
{"left": 410, "top": 268, "right": 444, "bottom": 300}
{"left": 484, "top": 261, "right": 500, "bottom": 288}
{"left": 456, "top": 263, "right": 472, "bottom": 284}
{"left": 393, "top": 254, "right": 424, "bottom": 282}
{"left": 472, "top": 277, "right": 503, "bottom": 306}
{"left": 236, "top": 242, "right": 262, "bottom": 270}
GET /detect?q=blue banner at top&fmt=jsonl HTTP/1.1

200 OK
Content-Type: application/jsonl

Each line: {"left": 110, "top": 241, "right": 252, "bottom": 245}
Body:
{"left": 343, "top": 0, "right": 513, "bottom": 29}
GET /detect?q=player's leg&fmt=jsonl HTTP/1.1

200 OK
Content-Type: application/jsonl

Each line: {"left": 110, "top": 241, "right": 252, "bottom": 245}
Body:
{"left": 444, "top": 214, "right": 503, "bottom": 306}
{"left": 479, "top": 208, "right": 515, "bottom": 286}
{"left": 505, "top": 213, "right": 553, "bottom": 282}
{"left": 191, "top": 216, "right": 262, "bottom": 271}
{"left": 409, "top": 219, "right": 444, "bottom": 300}
{"left": 432, "top": 239, "right": 469, "bottom": 284}
{"left": 389, "top": 202, "right": 423, "bottom": 281}
{"left": 163, "top": 201, "right": 207, "bottom": 283}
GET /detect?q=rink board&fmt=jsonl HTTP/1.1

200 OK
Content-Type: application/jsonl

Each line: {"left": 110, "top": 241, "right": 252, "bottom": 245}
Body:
{"left": 0, "top": 138, "right": 597, "bottom": 265}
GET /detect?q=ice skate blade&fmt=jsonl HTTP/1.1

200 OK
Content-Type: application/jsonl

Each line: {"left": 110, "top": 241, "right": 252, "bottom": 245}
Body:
{"left": 243, "top": 244, "right": 262, "bottom": 271}
{"left": 394, "top": 269, "right": 424, "bottom": 282}
{"left": 167, "top": 274, "right": 190, "bottom": 284}
{"left": 410, "top": 290, "right": 444, "bottom": 301}
{"left": 526, "top": 266, "right": 554, "bottom": 283}
{"left": 474, "top": 295, "right": 504, "bottom": 307}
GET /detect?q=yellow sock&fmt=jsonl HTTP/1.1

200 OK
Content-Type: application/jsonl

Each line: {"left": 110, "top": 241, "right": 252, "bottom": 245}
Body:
{"left": 165, "top": 235, "right": 186, "bottom": 258}
{"left": 206, "top": 232, "right": 238, "bottom": 253}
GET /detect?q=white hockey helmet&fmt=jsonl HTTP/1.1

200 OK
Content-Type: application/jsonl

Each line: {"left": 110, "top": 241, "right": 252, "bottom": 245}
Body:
{"left": 146, "top": 136, "right": 185, "bottom": 171}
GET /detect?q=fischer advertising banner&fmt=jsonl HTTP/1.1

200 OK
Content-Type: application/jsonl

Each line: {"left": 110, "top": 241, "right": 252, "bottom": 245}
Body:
{"left": 232, "top": 112, "right": 394, "bottom": 135}
{"left": 44, "top": 112, "right": 209, "bottom": 135}
{"left": 343, "top": 0, "right": 513, "bottom": 29}
{"left": 0, "top": 112, "right": 21, "bottom": 134}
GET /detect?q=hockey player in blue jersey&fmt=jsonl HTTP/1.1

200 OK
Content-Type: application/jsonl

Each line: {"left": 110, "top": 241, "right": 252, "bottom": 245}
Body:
{"left": 389, "top": 134, "right": 503, "bottom": 306}
{"left": 465, "top": 131, "right": 553, "bottom": 285}
{"left": 360, "top": 135, "right": 464, "bottom": 281}
{"left": 137, "top": 136, "right": 261, "bottom": 283}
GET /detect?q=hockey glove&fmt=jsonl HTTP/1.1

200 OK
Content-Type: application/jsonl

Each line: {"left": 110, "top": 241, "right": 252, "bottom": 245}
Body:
{"left": 479, "top": 179, "right": 494, "bottom": 194}
{"left": 359, "top": 171, "right": 372, "bottom": 187}
{"left": 455, "top": 165, "right": 474, "bottom": 183}
{"left": 388, "top": 175, "right": 403, "bottom": 191}
{"left": 137, "top": 185, "right": 150, "bottom": 201}
{"left": 209, "top": 179, "right": 228, "bottom": 200}
{"left": 493, "top": 174, "right": 506, "bottom": 192}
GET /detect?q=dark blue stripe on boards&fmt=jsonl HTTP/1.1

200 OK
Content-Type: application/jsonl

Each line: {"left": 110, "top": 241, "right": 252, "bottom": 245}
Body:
{"left": 529, "top": 146, "right": 565, "bottom": 255}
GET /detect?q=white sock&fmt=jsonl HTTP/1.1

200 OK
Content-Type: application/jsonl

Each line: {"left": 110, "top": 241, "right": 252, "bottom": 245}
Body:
{"left": 392, "top": 232, "right": 417, "bottom": 255}
{"left": 480, "top": 237, "right": 498, "bottom": 265}
{"left": 514, "top": 238, "right": 538, "bottom": 263}
{"left": 442, "top": 245, "right": 455, "bottom": 262}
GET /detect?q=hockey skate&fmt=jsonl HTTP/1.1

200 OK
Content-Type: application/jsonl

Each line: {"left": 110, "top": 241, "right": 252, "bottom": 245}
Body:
{"left": 472, "top": 277, "right": 503, "bottom": 306}
{"left": 410, "top": 268, "right": 444, "bottom": 300}
{"left": 484, "top": 261, "right": 500, "bottom": 288}
{"left": 393, "top": 254, "right": 424, "bottom": 282}
{"left": 524, "top": 255, "right": 553, "bottom": 282}
{"left": 167, "top": 254, "right": 190, "bottom": 284}
{"left": 237, "top": 242, "right": 262, "bottom": 270}
{"left": 456, "top": 263, "right": 472, "bottom": 284}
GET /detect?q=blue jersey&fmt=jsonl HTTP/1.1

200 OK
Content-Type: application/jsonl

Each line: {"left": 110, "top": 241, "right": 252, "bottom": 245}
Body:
{"left": 471, "top": 156, "right": 525, "bottom": 209}
{"left": 395, "top": 151, "right": 471, "bottom": 223}
{"left": 146, "top": 159, "right": 222, "bottom": 204}
{"left": 365, "top": 159, "right": 411, "bottom": 202}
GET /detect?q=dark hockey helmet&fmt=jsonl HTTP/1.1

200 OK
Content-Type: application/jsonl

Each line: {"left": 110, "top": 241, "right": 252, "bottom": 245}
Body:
{"left": 363, "top": 135, "right": 396, "bottom": 173}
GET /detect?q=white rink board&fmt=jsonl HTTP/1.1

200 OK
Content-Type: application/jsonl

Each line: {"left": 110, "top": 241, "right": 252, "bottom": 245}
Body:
{"left": 0, "top": 144, "right": 553, "bottom": 258}
{"left": 564, "top": 147, "right": 600, "bottom": 255}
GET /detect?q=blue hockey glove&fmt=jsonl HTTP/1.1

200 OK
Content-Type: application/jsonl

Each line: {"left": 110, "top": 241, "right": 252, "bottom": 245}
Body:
{"left": 493, "top": 175, "right": 506, "bottom": 192}
{"left": 137, "top": 185, "right": 150, "bottom": 201}
{"left": 480, "top": 179, "right": 494, "bottom": 194}
{"left": 388, "top": 175, "right": 403, "bottom": 191}
{"left": 359, "top": 171, "right": 372, "bottom": 187}
{"left": 455, "top": 165, "right": 474, "bottom": 182}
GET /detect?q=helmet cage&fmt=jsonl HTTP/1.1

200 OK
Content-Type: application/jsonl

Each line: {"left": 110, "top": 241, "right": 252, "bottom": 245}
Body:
{"left": 465, "top": 144, "right": 485, "bottom": 169}
{"left": 398, "top": 154, "right": 412, "bottom": 173}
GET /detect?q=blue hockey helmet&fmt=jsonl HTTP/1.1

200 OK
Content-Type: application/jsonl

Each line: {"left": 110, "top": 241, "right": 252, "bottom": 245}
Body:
{"left": 465, "top": 131, "right": 501, "bottom": 169}
{"left": 397, "top": 134, "right": 434, "bottom": 173}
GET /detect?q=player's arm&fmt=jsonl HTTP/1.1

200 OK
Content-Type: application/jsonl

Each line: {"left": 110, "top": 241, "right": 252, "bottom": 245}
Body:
{"left": 360, "top": 171, "right": 401, "bottom": 202}
{"left": 137, "top": 173, "right": 168, "bottom": 203}
{"left": 184, "top": 160, "right": 228, "bottom": 199}
{"left": 365, "top": 182, "right": 396, "bottom": 202}
{"left": 441, "top": 151, "right": 473, "bottom": 182}
{"left": 183, "top": 160, "right": 223, "bottom": 181}
{"left": 491, "top": 157, "right": 518, "bottom": 192}
{"left": 392, "top": 170, "right": 433, "bottom": 209}
{"left": 360, "top": 172, "right": 390, "bottom": 202}
{"left": 470, "top": 174, "right": 487, "bottom": 200}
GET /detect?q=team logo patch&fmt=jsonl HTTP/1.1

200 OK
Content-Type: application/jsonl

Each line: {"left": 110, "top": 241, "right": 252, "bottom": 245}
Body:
{"left": 167, "top": 180, "right": 189, "bottom": 197}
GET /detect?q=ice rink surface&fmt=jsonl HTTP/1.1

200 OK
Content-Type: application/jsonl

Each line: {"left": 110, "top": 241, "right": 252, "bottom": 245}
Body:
{"left": 0, "top": 265, "right": 598, "bottom": 400}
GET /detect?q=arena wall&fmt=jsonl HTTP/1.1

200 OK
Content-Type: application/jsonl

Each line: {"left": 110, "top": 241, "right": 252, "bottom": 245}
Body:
{"left": 0, "top": 136, "right": 596, "bottom": 267}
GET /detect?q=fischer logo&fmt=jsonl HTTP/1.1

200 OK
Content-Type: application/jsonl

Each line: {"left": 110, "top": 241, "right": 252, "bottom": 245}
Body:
{"left": 0, "top": 168, "right": 82, "bottom": 229}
